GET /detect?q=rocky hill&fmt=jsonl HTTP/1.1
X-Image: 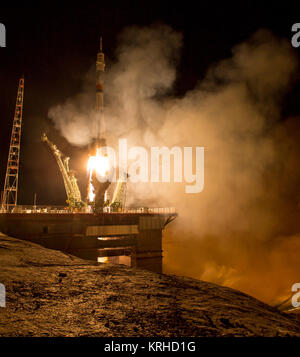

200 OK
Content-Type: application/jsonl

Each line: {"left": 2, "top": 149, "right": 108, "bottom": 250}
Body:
{"left": 0, "top": 233, "right": 299, "bottom": 337}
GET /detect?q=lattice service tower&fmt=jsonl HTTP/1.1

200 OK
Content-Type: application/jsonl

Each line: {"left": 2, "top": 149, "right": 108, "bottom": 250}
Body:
{"left": 1, "top": 77, "right": 24, "bottom": 211}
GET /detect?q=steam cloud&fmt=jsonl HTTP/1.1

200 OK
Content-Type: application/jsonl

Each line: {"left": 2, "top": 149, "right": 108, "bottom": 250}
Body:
{"left": 48, "top": 24, "right": 300, "bottom": 304}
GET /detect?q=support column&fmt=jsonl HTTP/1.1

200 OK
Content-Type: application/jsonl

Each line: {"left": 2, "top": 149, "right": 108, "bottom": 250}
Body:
{"left": 132, "top": 216, "right": 165, "bottom": 273}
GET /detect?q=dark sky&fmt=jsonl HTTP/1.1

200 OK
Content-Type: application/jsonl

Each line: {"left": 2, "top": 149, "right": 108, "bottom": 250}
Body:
{"left": 1, "top": 1, "right": 300, "bottom": 205}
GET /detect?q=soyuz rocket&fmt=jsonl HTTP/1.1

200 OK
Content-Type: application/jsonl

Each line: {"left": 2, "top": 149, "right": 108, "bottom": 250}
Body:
{"left": 86, "top": 37, "right": 111, "bottom": 209}
{"left": 95, "top": 37, "right": 106, "bottom": 149}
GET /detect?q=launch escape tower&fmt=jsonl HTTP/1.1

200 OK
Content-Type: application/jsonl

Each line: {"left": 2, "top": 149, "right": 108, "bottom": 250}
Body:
{"left": 1, "top": 77, "right": 24, "bottom": 211}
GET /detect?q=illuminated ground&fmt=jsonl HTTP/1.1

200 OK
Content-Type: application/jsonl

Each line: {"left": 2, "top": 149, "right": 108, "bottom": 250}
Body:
{"left": 0, "top": 234, "right": 299, "bottom": 337}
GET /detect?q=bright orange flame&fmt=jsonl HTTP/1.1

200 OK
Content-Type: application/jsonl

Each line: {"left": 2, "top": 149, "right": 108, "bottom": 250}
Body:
{"left": 88, "top": 179, "right": 95, "bottom": 202}
{"left": 87, "top": 154, "right": 110, "bottom": 177}
{"left": 87, "top": 149, "right": 110, "bottom": 202}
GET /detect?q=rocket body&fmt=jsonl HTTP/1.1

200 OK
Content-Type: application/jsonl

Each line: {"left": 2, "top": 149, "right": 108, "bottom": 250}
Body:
{"left": 86, "top": 37, "right": 111, "bottom": 208}
{"left": 96, "top": 37, "right": 106, "bottom": 148}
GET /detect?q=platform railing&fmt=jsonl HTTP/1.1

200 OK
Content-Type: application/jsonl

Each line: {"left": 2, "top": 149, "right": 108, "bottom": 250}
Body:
{"left": 0, "top": 205, "right": 176, "bottom": 214}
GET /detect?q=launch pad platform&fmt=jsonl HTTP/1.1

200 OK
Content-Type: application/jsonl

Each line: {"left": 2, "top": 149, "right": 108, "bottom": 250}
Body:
{"left": 0, "top": 207, "right": 177, "bottom": 273}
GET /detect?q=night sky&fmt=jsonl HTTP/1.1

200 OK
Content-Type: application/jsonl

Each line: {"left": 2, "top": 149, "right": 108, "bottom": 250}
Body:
{"left": 1, "top": 1, "right": 300, "bottom": 205}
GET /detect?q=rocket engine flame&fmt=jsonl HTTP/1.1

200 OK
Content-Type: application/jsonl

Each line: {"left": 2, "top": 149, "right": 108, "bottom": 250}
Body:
{"left": 87, "top": 153, "right": 110, "bottom": 178}
{"left": 87, "top": 149, "right": 110, "bottom": 202}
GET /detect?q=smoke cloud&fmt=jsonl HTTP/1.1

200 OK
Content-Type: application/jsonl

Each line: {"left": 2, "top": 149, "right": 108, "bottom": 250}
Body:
{"left": 48, "top": 25, "right": 300, "bottom": 304}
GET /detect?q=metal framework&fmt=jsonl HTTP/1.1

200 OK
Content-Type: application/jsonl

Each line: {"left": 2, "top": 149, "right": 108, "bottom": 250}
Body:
{"left": 42, "top": 133, "right": 85, "bottom": 208}
{"left": 2, "top": 77, "right": 24, "bottom": 211}
{"left": 109, "top": 174, "right": 127, "bottom": 211}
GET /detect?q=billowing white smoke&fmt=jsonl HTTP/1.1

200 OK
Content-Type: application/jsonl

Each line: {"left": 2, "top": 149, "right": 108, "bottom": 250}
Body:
{"left": 48, "top": 25, "right": 300, "bottom": 304}
{"left": 49, "top": 24, "right": 182, "bottom": 146}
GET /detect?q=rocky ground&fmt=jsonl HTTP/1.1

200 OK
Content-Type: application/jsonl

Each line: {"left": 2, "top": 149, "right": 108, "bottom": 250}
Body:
{"left": 0, "top": 233, "right": 300, "bottom": 337}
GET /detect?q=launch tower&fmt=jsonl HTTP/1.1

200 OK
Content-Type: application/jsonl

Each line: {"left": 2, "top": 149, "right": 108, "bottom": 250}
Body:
{"left": 1, "top": 77, "right": 24, "bottom": 211}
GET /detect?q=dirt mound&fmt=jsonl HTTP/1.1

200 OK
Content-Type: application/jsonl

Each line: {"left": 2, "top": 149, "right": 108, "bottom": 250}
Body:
{"left": 0, "top": 234, "right": 299, "bottom": 337}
